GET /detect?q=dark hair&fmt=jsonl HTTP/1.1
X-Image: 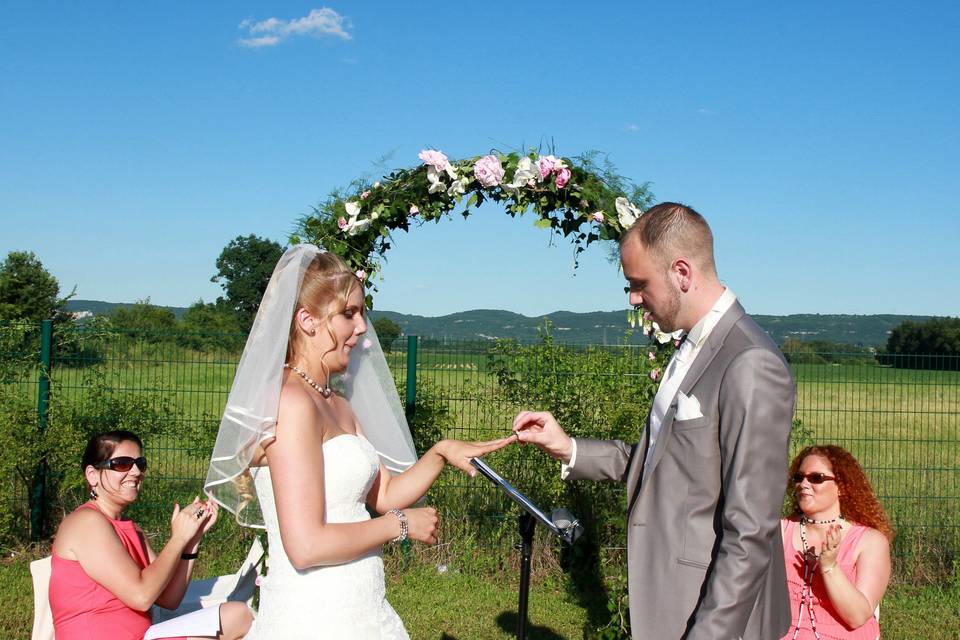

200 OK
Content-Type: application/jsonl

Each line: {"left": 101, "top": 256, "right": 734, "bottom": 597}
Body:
{"left": 81, "top": 430, "right": 143, "bottom": 472}
{"left": 621, "top": 201, "right": 717, "bottom": 275}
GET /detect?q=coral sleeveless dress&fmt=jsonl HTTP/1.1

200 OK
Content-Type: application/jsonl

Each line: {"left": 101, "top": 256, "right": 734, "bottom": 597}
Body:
{"left": 781, "top": 519, "right": 881, "bottom": 640}
{"left": 49, "top": 503, "right": 185, "bottom": 640}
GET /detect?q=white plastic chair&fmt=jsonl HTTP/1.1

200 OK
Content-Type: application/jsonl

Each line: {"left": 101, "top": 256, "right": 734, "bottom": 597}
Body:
{"left": 30, "top": 537, "right": 263, "bottom": 639}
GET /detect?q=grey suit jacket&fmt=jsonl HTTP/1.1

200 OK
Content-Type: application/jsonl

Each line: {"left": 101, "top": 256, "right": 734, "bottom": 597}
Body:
{"left": 568, "top": 302, "right": 795, "bottom": 639}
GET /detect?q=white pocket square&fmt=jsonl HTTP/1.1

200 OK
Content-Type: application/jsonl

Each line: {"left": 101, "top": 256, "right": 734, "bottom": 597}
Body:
{"left": 676, "top": 392, "right": 703, "bottom": 420}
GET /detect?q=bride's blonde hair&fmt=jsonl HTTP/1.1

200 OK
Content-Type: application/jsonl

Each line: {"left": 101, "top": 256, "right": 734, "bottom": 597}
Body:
{"left": 285, "top": 253, "right": 360, "bottom": 378}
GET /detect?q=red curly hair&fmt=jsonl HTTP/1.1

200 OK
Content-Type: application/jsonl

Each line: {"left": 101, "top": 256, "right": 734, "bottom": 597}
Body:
{"left": 787, "top": 445, "right": 895, "bottom": 542}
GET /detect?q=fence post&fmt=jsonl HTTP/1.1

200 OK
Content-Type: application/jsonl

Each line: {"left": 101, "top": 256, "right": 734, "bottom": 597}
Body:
{"left": 404, "top": 335, "right": 418, "bottom": 417}
{"left": 30, "top": 319, "right": 53, "bottom": 541}
{"left": 401, "top": 335, "right": 418, "bottom": 565}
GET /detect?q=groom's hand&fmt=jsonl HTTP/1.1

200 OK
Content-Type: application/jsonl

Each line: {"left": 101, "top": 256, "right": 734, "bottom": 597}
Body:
{"left": 512, "top": 411, "right": 574, "bottom": 463}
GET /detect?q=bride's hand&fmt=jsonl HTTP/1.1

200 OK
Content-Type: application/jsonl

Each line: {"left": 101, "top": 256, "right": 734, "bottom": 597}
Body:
{"left": 436, "top": 435, "right": 517, "bottom": 477}
{"left": 402, "top": 507, "right": 438, "bottom": 545}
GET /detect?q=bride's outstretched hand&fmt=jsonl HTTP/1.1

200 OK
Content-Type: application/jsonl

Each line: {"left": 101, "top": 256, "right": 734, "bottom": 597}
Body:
{"left": 437, "top": 435, "right": 517, "bottom": 477}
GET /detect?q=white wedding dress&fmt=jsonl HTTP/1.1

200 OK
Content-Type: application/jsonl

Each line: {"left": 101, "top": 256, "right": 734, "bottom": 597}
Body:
{"left": 246, "top": 434, "right": 409, "bottom": 639}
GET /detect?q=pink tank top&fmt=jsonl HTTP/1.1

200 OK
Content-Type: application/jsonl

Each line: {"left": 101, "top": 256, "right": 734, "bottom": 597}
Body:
{"left": 49, "top": 503, "right": 154, "bottom": 640}
{"left": 780, "top": 518, "right": 881, "bottom": 640}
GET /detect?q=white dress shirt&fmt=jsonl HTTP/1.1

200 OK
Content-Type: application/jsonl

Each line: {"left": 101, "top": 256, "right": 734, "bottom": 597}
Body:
{"left": 563, "top": 288, "right": 737, "bottom": 479}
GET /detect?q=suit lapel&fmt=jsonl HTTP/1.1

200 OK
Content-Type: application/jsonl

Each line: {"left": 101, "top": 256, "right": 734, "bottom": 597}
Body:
{"left": 629, "top": 302, "right": 746, "bottom": 513}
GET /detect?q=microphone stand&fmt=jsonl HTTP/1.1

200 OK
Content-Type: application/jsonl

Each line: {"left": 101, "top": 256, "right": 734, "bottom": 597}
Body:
{"left": 471, "top": 457, "right": 584, "bottom": 640}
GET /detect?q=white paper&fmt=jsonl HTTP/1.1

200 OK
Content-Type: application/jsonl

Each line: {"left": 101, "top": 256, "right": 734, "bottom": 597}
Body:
{"left": 144, "top": 604, "right": 220, "bottom": 640}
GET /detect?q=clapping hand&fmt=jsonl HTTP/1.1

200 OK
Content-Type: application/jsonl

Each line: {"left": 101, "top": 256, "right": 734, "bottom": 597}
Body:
{"left": 170, "top": 496, "right": 217, "bottom": 547}
{"left": 819, "top": 523, "right": 843, "bottom": 570}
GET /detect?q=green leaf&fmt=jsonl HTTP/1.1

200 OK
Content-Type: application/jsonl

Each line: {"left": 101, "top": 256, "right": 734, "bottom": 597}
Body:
{"left": 534, "top": 218, "right": 553, "bottom": 230}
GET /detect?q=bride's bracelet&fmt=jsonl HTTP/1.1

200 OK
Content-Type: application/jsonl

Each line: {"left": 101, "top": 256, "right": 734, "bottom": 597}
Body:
{"left": 388, "top": 509, "right": 408, "bottom": 543}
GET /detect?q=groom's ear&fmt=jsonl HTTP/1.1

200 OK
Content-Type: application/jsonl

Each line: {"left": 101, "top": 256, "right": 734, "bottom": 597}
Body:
{"left": 672, "top": 258, "right": 693, "bottom": 292}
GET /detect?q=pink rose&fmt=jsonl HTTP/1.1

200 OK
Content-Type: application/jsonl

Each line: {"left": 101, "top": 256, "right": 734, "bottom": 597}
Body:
{"left": 418, "top": 149, "right": 451, "bottom": 172}
{"left": 642, "top": 311, "right": 652, "bottom": 322}
{"left": 355, "top": 270, "right": 366, "bottom": 281}
{"left": 360, "top": 190, "right": 370, "bottom": 199}
{"left": 337, "top": 217, "right": 348, "bottom": 230}
{"left": 537, "top": 155, "right": 557, "bottom": 179}
{"left": 650, "top": 368, "right": 661, "bottom": 381}
{"left": 473, "top": 155, "right": 505, "bottom": 188}
{"left": 648, "top": 351, "right": 656, "bottom": 361}
{"left": 591, "top": 211, "right": 604, "bottom": 223}
{"left": 555, "top": 167, "right": 572, "bottom": 188}
{"left": 674, "top": 339, "right": 682, "bottom": 348}
{"left": 409, "top": 204, "right": 419, "bottom": 215}
{"left": 255, "top": 575, "right": 263, "bottom": 587}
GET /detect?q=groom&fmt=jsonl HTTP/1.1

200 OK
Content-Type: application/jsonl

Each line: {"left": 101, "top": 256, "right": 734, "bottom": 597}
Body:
{"left": 513, "top": 202, "right": 795, "bottom": 639}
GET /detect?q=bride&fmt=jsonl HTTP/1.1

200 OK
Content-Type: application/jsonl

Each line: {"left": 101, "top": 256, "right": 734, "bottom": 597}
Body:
{"left": 204, "top": 245, "right": 512, "bottom": 639}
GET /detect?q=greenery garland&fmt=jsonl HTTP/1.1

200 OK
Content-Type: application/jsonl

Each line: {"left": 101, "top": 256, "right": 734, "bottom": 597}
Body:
{"left": 293, "top": 148, "right": 654, "bottom": 309}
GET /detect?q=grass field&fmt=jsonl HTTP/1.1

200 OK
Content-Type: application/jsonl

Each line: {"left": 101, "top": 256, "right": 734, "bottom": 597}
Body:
{"left": 2, "top": 338, "right": 958, "bottom": 637}
{"left": 2, "top": 544, "right": 958, "bottom": 639}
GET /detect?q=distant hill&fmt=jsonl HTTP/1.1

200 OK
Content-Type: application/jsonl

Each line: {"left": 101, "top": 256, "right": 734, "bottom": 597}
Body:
{"left": 66, "top": 299, "right": 190, "bottom": 319}
{"left": 67, "top": 299, "right": 933, "bottom": 347}
{"left": 368, "top": 309, "right": 934, "bottom": 348}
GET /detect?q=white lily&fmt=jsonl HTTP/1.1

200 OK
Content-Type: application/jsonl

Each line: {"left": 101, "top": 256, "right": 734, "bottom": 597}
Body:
{"left": 447, "top": 178, "right": 467, "bottom": 197}
{"left": 652, "top": 322, "right": 684, "bottom": 344}
{"left": 503, "top": 157, "right": 540, "bottom": 191}
{"left": 346, "top": 219, "right": 372, "bottom": 236}
{"left": 427, "top": 166, "right": 446, "bottom": 194}
{"left": 616, "top": 197, "right": 641, "bottom": 228}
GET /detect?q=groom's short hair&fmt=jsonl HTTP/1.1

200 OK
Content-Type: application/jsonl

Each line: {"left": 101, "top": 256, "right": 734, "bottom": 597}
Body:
{"left": 621, "top": 202, "right": 717, "bottom": 276}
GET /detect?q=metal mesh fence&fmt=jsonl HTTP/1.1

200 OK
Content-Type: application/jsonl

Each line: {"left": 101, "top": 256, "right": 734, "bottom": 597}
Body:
{"left": 2, "top": 322, "right": 957, "bottom": 573}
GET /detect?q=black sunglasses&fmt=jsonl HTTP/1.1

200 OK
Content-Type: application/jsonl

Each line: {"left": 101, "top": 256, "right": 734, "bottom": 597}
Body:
{"left": 96, "top": 456, "right": 147, "bottom": 473}
{"left": 792, "top": 472, "right": 836, "bottom": 485}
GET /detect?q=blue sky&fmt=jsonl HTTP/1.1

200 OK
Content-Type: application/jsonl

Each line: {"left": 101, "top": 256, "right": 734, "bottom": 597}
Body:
{"left": 2, "top": 2, "right": 958, "bottom": 317}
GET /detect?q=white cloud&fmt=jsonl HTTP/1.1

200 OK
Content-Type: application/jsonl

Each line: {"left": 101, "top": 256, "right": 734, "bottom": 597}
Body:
{"left": 697, "top": 108, "right": 714, "bottom": 116}
{"left": 626, "top": 124, "right": 640, "bottom": 132}
{"left": 238, "top": 8, "right": 351, "bottom": 48}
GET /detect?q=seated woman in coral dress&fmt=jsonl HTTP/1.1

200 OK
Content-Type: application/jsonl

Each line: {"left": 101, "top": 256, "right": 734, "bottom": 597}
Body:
{"left": 781, "top": 445, "right": 893, "bottom": 640}
{"left": 49, "top": 430, "right": 252, "bottom": 640}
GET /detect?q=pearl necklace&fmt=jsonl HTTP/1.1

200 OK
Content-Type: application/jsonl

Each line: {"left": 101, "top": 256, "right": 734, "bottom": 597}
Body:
{"left": 284, "top": 364, "right": 332, "bottom": 398}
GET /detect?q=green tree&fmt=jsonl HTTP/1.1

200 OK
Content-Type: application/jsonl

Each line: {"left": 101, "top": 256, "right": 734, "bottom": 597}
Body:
{"left": 110, "top": 298, "right": 177, "bottom": 341}
{"left": 883, "top": 317, "right": 960, "bottom": 370}
{"left": 373, "top": 317, "right": 402, "bottom": 353}
{"left": 0, "top": 250, "right": 71, "bottom": 321}
{"left": 178, "top": 299, "right": 244, "bottom": 352}
{"left": 211, "top": 235, "right": 285, "bottom": 331}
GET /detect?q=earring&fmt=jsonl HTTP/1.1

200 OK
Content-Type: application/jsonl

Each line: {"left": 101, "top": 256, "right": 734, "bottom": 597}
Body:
{"left": 89, "top": 487, "right": 98, "bottom": 500}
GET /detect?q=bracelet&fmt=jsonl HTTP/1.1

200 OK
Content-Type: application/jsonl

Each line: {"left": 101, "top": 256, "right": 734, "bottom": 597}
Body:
{"left": 820, "top": 562, "right": 837, "bottom": 575}
{"left": 388, "top": 509, "right": 408, "bottom": 543}
{"left": 181, "top": 551, "right": 199, "bottom": 560}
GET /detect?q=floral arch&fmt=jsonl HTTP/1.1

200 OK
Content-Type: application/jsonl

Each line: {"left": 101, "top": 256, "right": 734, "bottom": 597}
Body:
{"left": 293, "top": 148, "right": 654, "bottom": 312}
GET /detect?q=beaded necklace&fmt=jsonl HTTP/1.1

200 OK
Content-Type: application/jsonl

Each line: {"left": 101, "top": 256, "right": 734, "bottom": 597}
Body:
{"left": 791, "top": 515, "right": 845, "bottom": 640}
{"left": 284, "top": 363, "right": 333, "bottom": 398}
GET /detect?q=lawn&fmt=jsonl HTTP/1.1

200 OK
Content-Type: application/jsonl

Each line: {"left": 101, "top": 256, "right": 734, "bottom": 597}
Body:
{"left": 3, "top": 545, "right": 958, "bottom": 639}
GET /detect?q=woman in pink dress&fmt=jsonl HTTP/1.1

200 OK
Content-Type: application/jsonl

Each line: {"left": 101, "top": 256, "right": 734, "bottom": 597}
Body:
{"left": 49, "top": 430, "right": 252, "bottom": 640}
{"left": 781, "top": 445, "right": 893, "bottom": 639}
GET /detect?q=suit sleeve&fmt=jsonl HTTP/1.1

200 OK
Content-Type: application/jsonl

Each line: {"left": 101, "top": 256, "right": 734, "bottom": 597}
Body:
{"left": 564, "top": 438, "right": 635, "bottom": 483}
{"left": 686, "top": 347, "right": 795, "bottom": 639}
